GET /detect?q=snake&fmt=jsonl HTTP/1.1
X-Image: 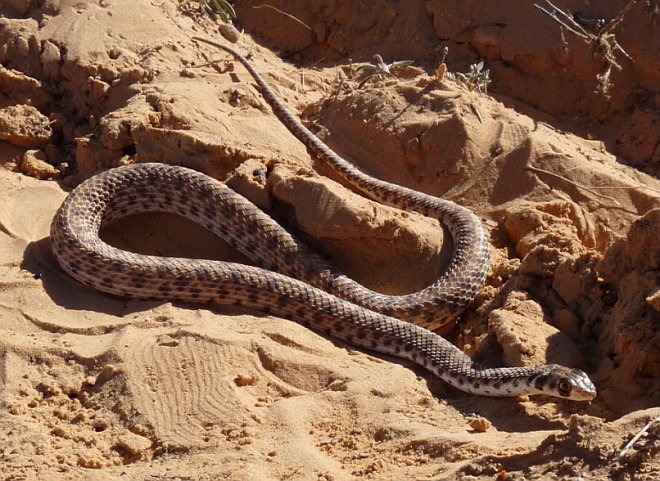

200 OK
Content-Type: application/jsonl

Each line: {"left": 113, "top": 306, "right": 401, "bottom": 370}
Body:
{"left": 50, "top": 37, "right": 596, "bottom": 401}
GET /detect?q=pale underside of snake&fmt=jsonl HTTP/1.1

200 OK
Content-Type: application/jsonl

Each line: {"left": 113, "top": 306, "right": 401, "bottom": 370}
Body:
{"left": 49, "top": 36, "right": 597, "bottom": 401}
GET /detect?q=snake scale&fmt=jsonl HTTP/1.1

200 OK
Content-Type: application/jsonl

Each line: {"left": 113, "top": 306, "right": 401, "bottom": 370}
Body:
{"left": 50, "top": 37, "right": 596, "bottom": 401}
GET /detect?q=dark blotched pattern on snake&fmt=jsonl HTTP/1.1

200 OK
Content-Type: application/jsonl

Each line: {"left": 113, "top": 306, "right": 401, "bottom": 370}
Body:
{"left": 49, "top": 38, "right": 596, "bottom": 400}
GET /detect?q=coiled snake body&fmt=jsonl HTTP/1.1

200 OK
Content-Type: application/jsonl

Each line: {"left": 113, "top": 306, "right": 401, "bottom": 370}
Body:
{"left": 50, "top": 38, "right": 596, "bottom": 401}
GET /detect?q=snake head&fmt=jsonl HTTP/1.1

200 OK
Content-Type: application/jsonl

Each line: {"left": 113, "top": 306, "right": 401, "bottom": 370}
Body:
{"left": 535, "top": 365, "right": 597, "bottom": 401}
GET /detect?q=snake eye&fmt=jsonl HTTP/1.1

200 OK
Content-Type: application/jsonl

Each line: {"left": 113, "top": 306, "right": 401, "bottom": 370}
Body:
{"left": 558, "top": 379, "right": 573, "bottom": 396}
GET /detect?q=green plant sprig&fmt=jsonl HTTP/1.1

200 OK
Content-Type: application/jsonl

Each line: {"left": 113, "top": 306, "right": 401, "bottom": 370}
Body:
{"left": 446, "top": 61, "right": 491, "bottom": 93}
{"left": 356, "top": 54, "right": 414, "bottom": 88}
{"left": 201, "top": 0, "right": 236, "bottom": 23}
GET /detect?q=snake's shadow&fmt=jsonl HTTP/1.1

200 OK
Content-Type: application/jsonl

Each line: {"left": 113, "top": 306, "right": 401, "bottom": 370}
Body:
{"left": 25, "top": 215, "right": 578, "bottom": 430}
{"left": 371, "top": 352, "right": 580, "bottom": 432}
{"left": 24, "top": 211, "right": 251, "bottom": 316}
{"left": 24, "top": 235, "right": 163, "bottom": 317}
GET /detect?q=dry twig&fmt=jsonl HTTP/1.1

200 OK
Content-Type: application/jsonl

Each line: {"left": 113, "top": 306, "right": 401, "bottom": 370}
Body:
{"left": 534, "top": 0, "right": 637, "bottom": 94}
{"left": 619, "top": 416, "right": 660, "bottom": 458}
{"left": 253, "top": 4, "right": 311, "bottom": 31}
{"left": 526, "top": 165, "right": 622, "bottom": 205}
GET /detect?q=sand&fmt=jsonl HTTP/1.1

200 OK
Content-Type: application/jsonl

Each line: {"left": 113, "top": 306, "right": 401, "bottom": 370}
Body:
{"left": 1, "top": 1, "right": 659, "bottom": 479}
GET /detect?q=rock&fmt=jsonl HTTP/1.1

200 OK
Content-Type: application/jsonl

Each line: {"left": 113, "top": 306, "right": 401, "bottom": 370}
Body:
{"left": 116, "top": 432, "right": 152, "bottom": 456}
{"left": 489, "top": 305, "right": 586, "bottom": 368}
{"left": 0, "top": 104, "right": 52, "bottom": 148}
{"left": 20, "top": 149, "right": 59, "bottom": 179}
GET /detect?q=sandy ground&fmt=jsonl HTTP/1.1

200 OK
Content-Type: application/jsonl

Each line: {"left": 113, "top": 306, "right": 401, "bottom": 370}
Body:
{"left": 1, "top": 1, "right": 659, "bottom": 480}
